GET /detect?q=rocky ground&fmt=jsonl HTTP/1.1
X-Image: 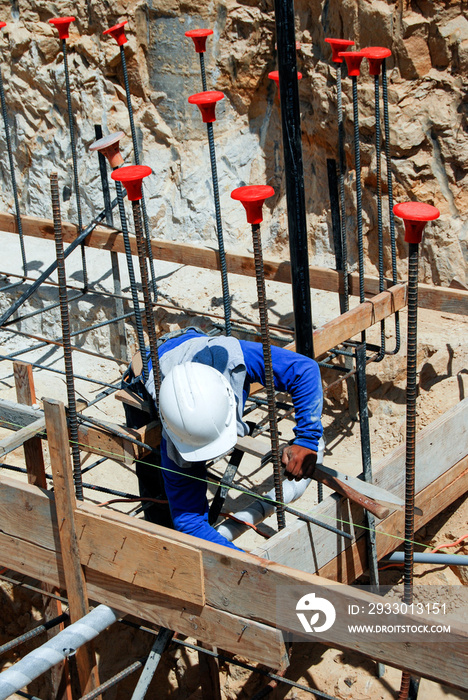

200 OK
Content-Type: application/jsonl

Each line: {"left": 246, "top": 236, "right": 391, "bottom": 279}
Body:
{"left": 0, "top": 230, "right": 467, "bottom": 699}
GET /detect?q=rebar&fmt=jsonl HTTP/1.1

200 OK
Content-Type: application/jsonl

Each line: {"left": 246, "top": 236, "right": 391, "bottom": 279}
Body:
{"left": 374, "top": 74, "right": 386, "bottom": 361}
{"left": 336, "top": 63, "right": 348, "bottom": 311}
{"left": 404, "top": 243, "right": 419, "bottom": 604}
{"left": 0, "top": 57, "right": 27, "bottom": 276}
{"left": 131, "top": 200, "right": 161, "bottom": 403}
{"left": 114, "top": 175, "right": 149, "bottom": 381}
{"left": 382, "top": 59, "right": 401, "bottom": 354}
{"left": 120, "top": 44, "right": 158, "bottom": 301}
{"left": 0, "top": 354, "right": 120, "bottom": 389}
{"left": 79, "top": 659, "right": 144, "bottom": 700}
{"left": 0, "top": 613, "right": 69, "bottom": 656}
{"left": 206, "top": 120, "right": 231, "bottom": 335}
{"left": 61, "top": 39, "right": 88, "bottom": 290}
{"left": 397, "top": 242, "right": 419, "bottom": 700}
{"left": 199, "top": 52, "right": 207, "bottom": 91}
{"left": 50, "top": 172, "right": 83, "bottom": 500}
{"left": 352, "top": 76, "right": 364, "bottom": 309}
{"left": 251, "top": 222, "right": 285, "bottom": 529}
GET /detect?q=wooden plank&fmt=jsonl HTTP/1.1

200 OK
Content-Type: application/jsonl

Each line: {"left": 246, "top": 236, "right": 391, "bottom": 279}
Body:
{"left": 255, "top": 398, "right": 468, "bottom": 573}
{"left": 44, "top": 398, "right": 100, "bottom": 697}
{"left": 317, "top": 454, "right": 468, "bottom": 581}
{"left": 13, "top": 362, "right": 47, "bottom": 487}
{"left": 0, "top": 398, "right": 160, "bottom": 461}
{"left": 2, "top": 211, "right": 466, "bottom": 314}
{"left": 0, "top": 531, "right": 289, "bottom": 672}
{"left": 0, "top": 473, "right": 466, "bottom": 687}
{"left": 75, "top": 505, "right": 205, "bottom": 607}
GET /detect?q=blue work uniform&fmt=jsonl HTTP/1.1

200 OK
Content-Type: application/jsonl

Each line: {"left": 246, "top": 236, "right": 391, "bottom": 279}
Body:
{"left": 154, "top": 330, "right": 323, "bottom": 550}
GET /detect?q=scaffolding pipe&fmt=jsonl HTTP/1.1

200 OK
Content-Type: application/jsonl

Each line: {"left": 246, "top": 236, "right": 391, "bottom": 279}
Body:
{"left": 0, "top": 605, "right": 119, "bottom": 700}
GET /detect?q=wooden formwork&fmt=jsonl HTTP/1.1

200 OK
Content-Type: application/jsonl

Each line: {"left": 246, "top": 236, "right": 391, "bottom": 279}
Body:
{"left": 0, "top": 216, "right": 468, "bottom": 695}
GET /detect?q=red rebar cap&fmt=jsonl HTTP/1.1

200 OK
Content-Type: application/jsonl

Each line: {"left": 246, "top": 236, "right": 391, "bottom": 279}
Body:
{"left": 49, "top": 17, "right": 75, "bottom": 40}
{"left": 362, "top": 46, "right": 392, "bottom": 76}
{"left": 188, "top": 91, "right": 224, "bottom": 123}
{"left": 339, "top": 50, "right": 367, "bottom": 77}
{"left": 104, "top": 20, "right": 128, "bottom": 46}
{"left": 111, "top": 165, "right": 152, "bottom": 201}
{"left": 325, "top": 38, "right": 355, "bottom": 63}
{"left": 185, "top": 28, "right": 213, "bottom": 53}
{"left": 393, "top": 201, "right": 440, "bottom": 244}
{"left": 268, "top": 70, "right": 303, "bottom": 89}
{"left": 0, "top": 22, "right": 6, "bottom": 30}
{"left": 231, "top": 185, "right": 275, "bottom": 225}
{"left": 89, "top": 131, "right": 125, "bottom": 168}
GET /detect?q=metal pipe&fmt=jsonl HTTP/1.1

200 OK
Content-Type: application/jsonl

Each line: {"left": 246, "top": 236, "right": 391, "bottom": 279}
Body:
{"left": 274, "top": 0, "right": 314, "bottom": 358}
{"left": 130, "top": 627, "right": 173, "bottom": 699}
{"left": 384, "top": 551, "right": 468, "bottom": 566}
{"left": 0, "top": 605, "right": 119, "bottom": 700}
{"left": 50, "top": 172, "right": 83, "bottom": 500}
{"left": 0, "top": 613, "right": 69, "bottom": 656}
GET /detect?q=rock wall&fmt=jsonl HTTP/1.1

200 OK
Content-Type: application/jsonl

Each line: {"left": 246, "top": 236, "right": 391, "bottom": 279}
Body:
{"left": 0, "top": 0, "right": 466, "bottom": 287}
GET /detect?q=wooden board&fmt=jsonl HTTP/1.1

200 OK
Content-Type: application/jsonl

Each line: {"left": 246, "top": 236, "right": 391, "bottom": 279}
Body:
{"left": 1, "top": 212, "right": 467, "bottom": 314}
{"left": 254, "top": 398, "right": 468, "bottom": 574}
{"left": 0, "top": 530, "right": 289, "bottom": 672}
{"left": 0, "top": 471, "right": 467, "bottom": 688}
{"left": 75, "top": 505, "right": 205, "bottom": 607}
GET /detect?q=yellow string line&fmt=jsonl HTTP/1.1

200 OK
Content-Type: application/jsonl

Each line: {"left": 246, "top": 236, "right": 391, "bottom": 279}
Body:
{"left": 0, "top": 415, "right": 437, "bottom": 550}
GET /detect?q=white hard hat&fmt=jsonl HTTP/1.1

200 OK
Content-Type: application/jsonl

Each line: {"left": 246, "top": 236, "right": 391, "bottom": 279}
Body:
{"left": 159, "top": 363, "right": 238, "bottom": 462}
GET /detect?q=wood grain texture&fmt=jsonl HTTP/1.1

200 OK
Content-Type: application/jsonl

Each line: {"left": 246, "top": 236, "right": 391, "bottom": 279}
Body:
{"left": 44, "top": 399, "right": 100, "bottom": 696}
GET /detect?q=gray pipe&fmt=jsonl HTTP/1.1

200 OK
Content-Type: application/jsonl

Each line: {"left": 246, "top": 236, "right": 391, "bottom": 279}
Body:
{"left": 385, "top": 552, "right": 468, "bottom": 567}
{"left": 0, "top": 605, "right": 119, "bottom": 700}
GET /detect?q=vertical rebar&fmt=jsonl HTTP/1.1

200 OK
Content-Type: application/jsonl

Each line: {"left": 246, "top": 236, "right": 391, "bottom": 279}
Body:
{"left": 336, "top": 63, "right": 348, "bottom": 311}
{"left": 374, "top": 74, "right": 386, "bottom": 360}
{"left": 352, "top": 76, "right": 364, "bottom": 308}
{"left": 120, "top": 45, "right": 158, "bottom": 301}
{"left": 382, "top": 59, "right": 401, "bottom": 354}
{"left": 61, "top": 39, "right": 88, "bottom": 291}
{"left": 50, "top": 172, "right": 83, "bottom": 500}
{"left": 114, "top": 177, "right": 149, "bottom": 382}
{"left": 0, "top": 58, "right": 27, "bottom": 275}
{"left": 397, "top": 242, "right": 419, "bottom": 700}
{"left": 206, "top": 120, "right": 231, "bottom": 335}
{"left": 403, "top": 242, "right": 419, "bottom": 603}
{"left": 199, "top": 52, "right": 207, "bottom": 91}
{"left": 251, "top": 223, "right": 285, "bottom": 530}
{"left": 131, "top": 200, "right": 161, "bottom": 404}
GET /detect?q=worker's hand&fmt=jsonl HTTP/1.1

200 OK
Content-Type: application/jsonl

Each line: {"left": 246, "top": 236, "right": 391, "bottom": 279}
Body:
{"left": 281, "top": 444, "right": 317, "bottom": 481}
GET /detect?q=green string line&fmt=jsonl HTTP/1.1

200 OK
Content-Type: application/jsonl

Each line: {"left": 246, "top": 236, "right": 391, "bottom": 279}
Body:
{"left": 0, "top": 415, "right": 439, "bottom": 551}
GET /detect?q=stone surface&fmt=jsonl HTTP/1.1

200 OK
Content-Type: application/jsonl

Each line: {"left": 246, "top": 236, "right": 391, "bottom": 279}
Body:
{"left": 0, "top": 0, "right": 465, "bottom": 286}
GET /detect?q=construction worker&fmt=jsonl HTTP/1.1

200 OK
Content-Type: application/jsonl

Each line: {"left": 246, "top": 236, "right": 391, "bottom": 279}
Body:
{"left": 124, "top": 327, "right": 323, "bottom": 550}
